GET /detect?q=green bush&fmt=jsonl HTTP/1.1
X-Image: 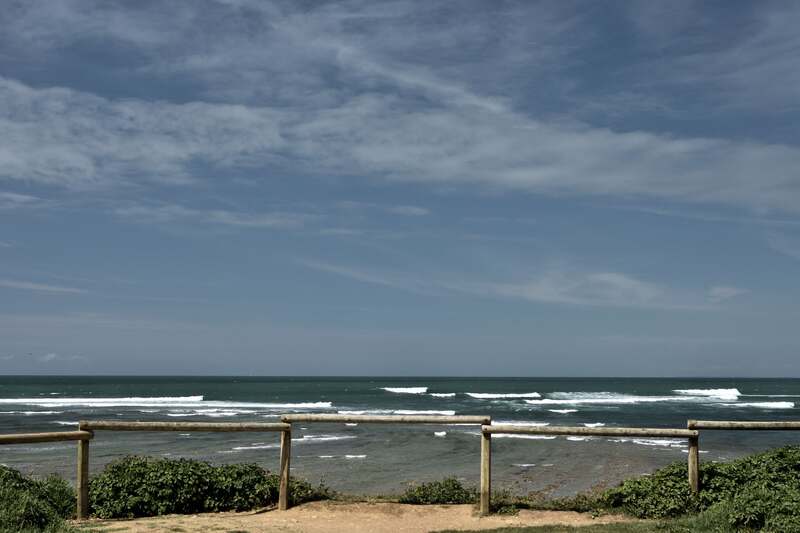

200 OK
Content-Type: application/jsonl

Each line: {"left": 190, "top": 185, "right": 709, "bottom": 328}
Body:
{"left": 601, "top": 445, "right": 800, "bottom": 531}
{"left": 399, "top": 477, "right": 477, "bottom": 505}
{"left": 0, "top": 466, "right": 75, "bottom": 533}
{"left": 89, "top": 456, "right": 330, "bottom": 518}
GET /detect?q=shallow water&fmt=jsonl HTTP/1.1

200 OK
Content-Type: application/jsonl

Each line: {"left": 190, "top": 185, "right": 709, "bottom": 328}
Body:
{"left": 2, "top": 376, "right": 800, "bottom": 495}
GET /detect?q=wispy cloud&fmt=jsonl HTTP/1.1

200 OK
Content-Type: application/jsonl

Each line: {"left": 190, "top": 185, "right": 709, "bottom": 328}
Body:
{"left": 2, "top": 2, "right": 800, "bottom": 214}
{"left": 299, "top": 259, "right": 732, "bottom": 310}
{"left": 707, "top": 286, "right": 748, "bottom": 303}
{"left": 38, "top": 352, "right": 88, "bottom": 364}
{"left": 297, "top": 259, "right": 432, "bottom": 294}
{"left": 0, "top": 191, "right": 40, "bottom": 209}
{"left": 766, "top": 232, "right": 800, "bottom": 261}
{"left": 113, "top": 204, "right": 311, "bottom": 229}
{"left": 0, "top": 279, "right": 86, "bottom": 294}
{"left": 386, "top": 205, "right": 429, "bottom": 216}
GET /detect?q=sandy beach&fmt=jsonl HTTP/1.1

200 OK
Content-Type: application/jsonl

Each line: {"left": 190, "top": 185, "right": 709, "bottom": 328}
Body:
{"left": 76, "top": 501, "right": 636, "bottom": 532}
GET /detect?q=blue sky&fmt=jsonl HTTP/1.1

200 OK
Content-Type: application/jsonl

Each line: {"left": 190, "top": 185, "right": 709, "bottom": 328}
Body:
{"left": 1, "top": 0, "right": 799, "bottom": 375}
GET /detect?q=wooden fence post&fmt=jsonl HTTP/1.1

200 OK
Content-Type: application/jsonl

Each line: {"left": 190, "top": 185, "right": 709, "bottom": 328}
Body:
{"left": 76, "top": 438, "right": 90, "bottom": 519}
{"left": 279, "top": 427, "right": 291, "bottom": 510}
{"left": 480, "top": 429, "right": 491, "bottom": 516}
{"left": 688, "top": 435, "right": 700, "bottom": 493}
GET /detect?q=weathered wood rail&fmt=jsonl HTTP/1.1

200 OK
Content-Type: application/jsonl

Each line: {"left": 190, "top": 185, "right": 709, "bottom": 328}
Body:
{"left": 3, "top": 417, "right": 797, "bottom": 520}
{"left": 688, "top": 420, "right": 800, "bottom": 430}
{"left": 480, "top": 424, "right": 700, "bottom": 515}
{"left": 282, "top": 414, "right": 490, "bottom": 424}
{"left": 77, "top": 420, "right": 292, "bottom": 516}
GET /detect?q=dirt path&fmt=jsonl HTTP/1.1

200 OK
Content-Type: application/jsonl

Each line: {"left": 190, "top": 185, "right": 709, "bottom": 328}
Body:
{"left": 77, "top": 501, "right": 636, "bottom": 532}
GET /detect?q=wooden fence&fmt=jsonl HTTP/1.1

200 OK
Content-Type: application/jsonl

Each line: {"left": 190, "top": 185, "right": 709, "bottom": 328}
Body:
{"left": 77, "top": 421, "right": 291, "bottom": 518}
{"left": 480, "top": 425, "right": 700, "bottom": 515}
{"left": 0, "top": 417, "right": 796, "bottom": 519}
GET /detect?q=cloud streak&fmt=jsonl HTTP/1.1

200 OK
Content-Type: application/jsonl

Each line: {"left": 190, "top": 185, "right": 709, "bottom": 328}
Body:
{"left": 300, "top": 259, "right": 736, "bottom": 310}
{"left": 0, "top": 279, "right": 86, "bottom": 294}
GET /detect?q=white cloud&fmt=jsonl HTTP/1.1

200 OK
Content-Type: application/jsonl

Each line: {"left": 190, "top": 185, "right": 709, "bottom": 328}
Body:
{"left": 386, "top": 205, "right": 429, "bottom": 216}
{"left": 300, "top": 259, "right": 720, "bottom": 310}
{"left": 767, "top": 232, "right": 800, "bottom": 261}
{"left": 113, "top": 204, "right": 310, "bottom": 229}
{"left": 6, "top": 73, "right": 799, "bottom": 211}
{"left": 707, "top": 286, "right": 748, "bottom": 303}
{"left": 0, "top": 279, "right": 85, "bottom": 294}
{"left": 0, "top": 191, "right": 40, "bottom": 209}
{"left": 38, "top": 352, "right": 87, "bottom": 364}
{"left": 446, "top": 271, "right": 680, "bottom": 309}
{"left": 2, "top": 3, "right": 799, "bottom": 214}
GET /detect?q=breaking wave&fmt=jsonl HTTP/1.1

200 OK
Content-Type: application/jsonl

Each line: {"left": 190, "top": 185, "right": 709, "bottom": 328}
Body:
{"left": 466, "top": 392, "right": 541, "bottom": 399}
{"left": 381, "top": 387, "right": 428, "bottom": 394}
{"left": 673, "top": 388, "right": 741, "bottom": 401}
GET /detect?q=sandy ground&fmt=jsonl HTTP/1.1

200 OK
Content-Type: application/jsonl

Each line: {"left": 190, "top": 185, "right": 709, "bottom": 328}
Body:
{"left": 76, "top": 501, "right": 636, "bottom": 532}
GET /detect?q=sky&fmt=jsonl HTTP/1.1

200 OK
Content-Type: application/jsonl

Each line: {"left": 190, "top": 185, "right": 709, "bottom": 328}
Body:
{"left": 1, "top": 0, "right": 799, "bottom": 376}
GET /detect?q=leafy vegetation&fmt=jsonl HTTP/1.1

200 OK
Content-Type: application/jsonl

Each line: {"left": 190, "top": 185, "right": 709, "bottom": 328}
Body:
{"left": 89, "top": 456, "right": 331, "bottom": 518}
{"left": 399, "top": 477, "right": 477, "bottom": 504}
{"left": 601, "top": 445, "right": 800, "bottom": 532}
{"left": 0, "top": 465, "right": 75, "bottom": 533}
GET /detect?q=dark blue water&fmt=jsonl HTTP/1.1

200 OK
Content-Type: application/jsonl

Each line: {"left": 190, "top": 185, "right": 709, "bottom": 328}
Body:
{"left": 2, "top": 377, "right": 799, "bottom": 495}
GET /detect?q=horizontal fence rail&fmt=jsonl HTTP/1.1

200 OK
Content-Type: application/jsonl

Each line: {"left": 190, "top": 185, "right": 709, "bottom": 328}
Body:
{"left": 688, "top": 420, "right": 800, "bottom": 430}
{"left": 0, "top": 430, "right": 93, "bottom": 445}
{"left": 483, "top": 425, "right": 698, "bottom": 438}
{"left": 479, "top": 424, "right": 700, "bottom": 515}
{"left": 79, "top": 421, "right": 290, "bottom": 432}
{"left": 282, "top": 414, "right": 490, "bottom": 424}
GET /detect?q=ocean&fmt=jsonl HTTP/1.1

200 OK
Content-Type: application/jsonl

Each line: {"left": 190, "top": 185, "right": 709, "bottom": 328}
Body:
{"left": 2, "top": 376, "right": 800, "bottom": 496}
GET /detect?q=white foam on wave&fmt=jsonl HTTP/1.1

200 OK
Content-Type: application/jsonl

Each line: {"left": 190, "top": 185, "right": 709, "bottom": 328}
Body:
{"left": 294, "top": 434, "right": 356, "bottom": 443}
{"left": 0, "top": 396, "right": 332, "bottom": 410}
{"left": 233, "top": 443, "right": 279, "bottom": 450}
{"left": 429, "top": 393, "right": 456, "bottom": 398}
{"left": 720, "top": 401, "right": 794, "bottom": 409}
{"left": 673, "top": 388, "right": 741, "bottom": 401}
{"left": 610, "top": 437, "right": 686, "bottom": 449}
{"left": 381, "top": 387, "right": 428, "bottom": 394}
{"left": 52, "top": 421, "right": 77, "bottom": 426}
{"left": 513, "top": 463, "right": 536, "bottom": 467}
{"left": 583, "top": 423, "right": 606, "bottom": 428}
{"left": 466, "top": 392, "right": 541, "bottom": 399}
{"left": 549, "top": 409, "right": 578, "bottom": 414}
{"left": 567, "top": 436, "right": 591, "bottom": 441}
{"left": 527, "top": 392, "right": 703, "bottom": 406}
{"left": 434, "top": 431, "right": 447, "bottom": 437}
{"left": 345, "top": 455, "right": 366, "bottom": 459}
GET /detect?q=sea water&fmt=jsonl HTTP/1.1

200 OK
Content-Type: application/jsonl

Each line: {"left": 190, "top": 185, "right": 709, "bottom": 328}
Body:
{"left": 1, "top": 376, "right": 799, "bottom": 496}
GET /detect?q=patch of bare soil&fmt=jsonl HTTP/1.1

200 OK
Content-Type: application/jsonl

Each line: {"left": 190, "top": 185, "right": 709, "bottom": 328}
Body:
{"left": 77, "top": 501, "right": 636, "bottom": 532}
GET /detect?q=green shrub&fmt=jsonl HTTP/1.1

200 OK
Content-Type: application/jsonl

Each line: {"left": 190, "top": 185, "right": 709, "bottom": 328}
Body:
{"left": 0, "top": 466, "right": 75, "bottom": 533}
{"left": 399, "top": 477, "right": 477, "bottom": 505}
{"left": 89, "top": 456, "right": 330, "bottom": 518}
{"left": 601, "top": 445, "right": 800, "bottom": 530}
